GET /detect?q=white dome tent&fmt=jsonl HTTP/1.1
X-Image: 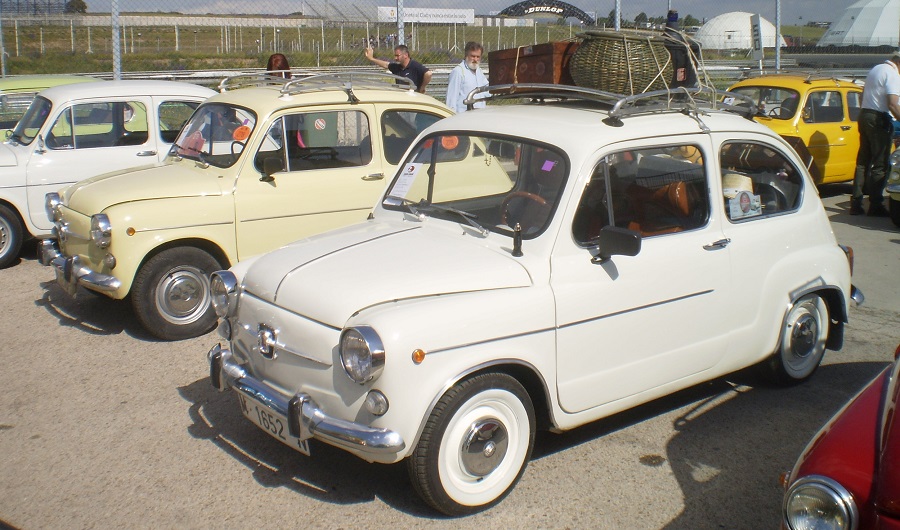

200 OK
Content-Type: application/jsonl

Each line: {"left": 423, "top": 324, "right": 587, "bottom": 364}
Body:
{"left": 694, "top": 11, "right": 786, "bottom": 50}
{"left": 817, "top": 0, "right": 900, "bottom": 47}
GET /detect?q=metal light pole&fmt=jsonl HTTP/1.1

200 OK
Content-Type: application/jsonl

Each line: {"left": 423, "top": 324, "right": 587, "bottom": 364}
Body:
{"left": 112, "top": 0, "right": 122, "bottom": 79}
{"left": 0, "top": 3, "right": 7, "bottom": 77}
{"left": 774, "top": 0, "right": 781, "bottom": 72}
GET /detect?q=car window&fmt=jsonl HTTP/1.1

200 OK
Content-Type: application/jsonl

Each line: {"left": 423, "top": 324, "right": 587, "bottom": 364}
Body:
{"left": 803, "top": 91, "right": 844, "bottom": 123}
{"left": 720, "top": 141, "right": 803, "bottom": 221}
{"left": 173, "top": 103, "right": 256, "bottom": 168}
{"left": 254, "top": 109, "right": 371, "bottom": 174}
{"left": 573, "top": 144, "right": 709, "bottom": 244}
{"left": 729, "top": 86, "right": 801, "bottom": 120}
{"left": 12, "top": 95, "right": 51, "bottom": 145}
{"left": 0, "top": 91, "right": 37, "bottom": 131}
{"left": 47, "top": 101, "right": 148, "bottom": 150}
{"left": 381, "top": 110, "right": 443, "bottom": 164}
{"left": 158, "top": 100, "right": 201, "bottom": 144}
{"left": 847, "top": 91, "right": 861, "bottom": 121}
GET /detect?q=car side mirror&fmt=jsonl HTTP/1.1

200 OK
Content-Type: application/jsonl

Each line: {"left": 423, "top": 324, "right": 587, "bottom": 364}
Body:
{"left": 591, "top": 226, "right": 641, "bottom": 264}
{"left": 260, "top": 156, "right": 284, "bottom": 182}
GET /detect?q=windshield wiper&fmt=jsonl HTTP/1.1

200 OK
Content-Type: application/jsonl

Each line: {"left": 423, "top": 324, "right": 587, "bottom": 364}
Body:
{"left": 385, "top": 196, "right": 422, "bottom": 217}
{"left": 418, "top": 202, "right": 488, "bottom": 236}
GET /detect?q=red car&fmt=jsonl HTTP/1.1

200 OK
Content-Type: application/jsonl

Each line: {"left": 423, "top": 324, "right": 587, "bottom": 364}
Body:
{"left": 782, "top": 344, "right": 900, "bottom": 530}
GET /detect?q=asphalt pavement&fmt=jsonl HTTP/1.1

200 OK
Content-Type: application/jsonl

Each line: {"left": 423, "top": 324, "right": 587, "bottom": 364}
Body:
{"left": 0, "top": 188, "right": 897, "bottom": 529}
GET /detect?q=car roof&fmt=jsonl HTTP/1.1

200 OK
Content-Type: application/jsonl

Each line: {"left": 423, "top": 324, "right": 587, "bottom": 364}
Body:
{"left": 38, "top": 80, "right": 216, "bottom": 101}
{"left": 729, "top": 73, "right": 863, "bottom": 91}
{"left": 0, "top": 74, "right": 100, "bottom": 93}
{"left": 203, "top": 72, "right": 452, "bottom": 117}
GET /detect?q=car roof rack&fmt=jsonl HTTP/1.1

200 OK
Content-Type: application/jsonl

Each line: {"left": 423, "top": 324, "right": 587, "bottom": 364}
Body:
{"left": 217, "top": 72, "right": 417, "bottom": 98}
{"left": 736, "top": 71, "right": 862, "bottom": 86}
{"left": 464, "top": 83, "right": 756, "bottom": 125}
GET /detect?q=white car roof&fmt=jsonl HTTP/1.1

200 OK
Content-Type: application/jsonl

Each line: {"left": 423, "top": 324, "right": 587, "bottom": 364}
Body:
{"left": 38, "top": 80, "right": 216, "bottom": 101}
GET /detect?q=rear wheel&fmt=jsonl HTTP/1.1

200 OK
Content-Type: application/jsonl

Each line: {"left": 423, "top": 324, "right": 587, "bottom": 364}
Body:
{"left": 131, "top": 247, "right": 221, "bottom": 341}
{"left": 407, "top": 373, "right": 535, "bottom": 516}
{"left": 766, "top": 294, "right": 829, "bottom": 385}
{"left": 890, "top": 196, "right": 900, "bottom": 228}
{"left": 0, "top": 204, "right": 24, "bottom": 269}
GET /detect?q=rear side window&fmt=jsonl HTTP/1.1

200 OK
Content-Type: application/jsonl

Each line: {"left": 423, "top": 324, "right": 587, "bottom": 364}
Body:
{"left": 719, "top": 141, "right": 803, "bottom": 221}
{"left": 158, "top": 100, "right": 201, "bottom": 144}
{"left": 803, "top": 91, "right": 844, "bottom": 123}
{"left": 48, "top": 101, "right": 148, "bottom": 149}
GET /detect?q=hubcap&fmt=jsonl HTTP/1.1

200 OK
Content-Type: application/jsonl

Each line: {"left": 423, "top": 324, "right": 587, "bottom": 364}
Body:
{"left": 790, "top": 314, "right": 818, "bottom": 358}
{"left": 156, "top": 268, "right": 209, "bottom": 323}
{"left": 460, "top": 419, "right": 508, "bottom": 477}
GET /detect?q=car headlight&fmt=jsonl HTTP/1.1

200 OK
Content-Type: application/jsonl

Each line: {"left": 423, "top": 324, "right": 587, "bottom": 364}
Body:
{"left": 45, "top": 192, "right": 61, "bottom": 222}
{"left": 339, "top": 326, "right": 385, "bottom": 384}
{"left": 209, "top": 271, "right": 238, "bottom": 318}
{"left": 783, "top": 475, "right": 857, "bottom": 530}
{"left": 90, "top": 214, "right": 112, "bottom": 249}
{"left": 891, "top": 149, "right": 900, "bottom": 168}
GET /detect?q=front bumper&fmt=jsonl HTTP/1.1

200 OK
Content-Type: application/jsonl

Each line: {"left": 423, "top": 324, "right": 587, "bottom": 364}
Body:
{"left": 39, "top": 239, "right": 121, "bottom": 295}
{"left": 207, "top": 343, "right": 406, "bottom": 456}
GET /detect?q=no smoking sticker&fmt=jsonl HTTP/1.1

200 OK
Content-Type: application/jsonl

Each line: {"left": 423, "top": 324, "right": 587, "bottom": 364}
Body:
{"left": 314, "top": 118, "right": 327, "bottom": 130}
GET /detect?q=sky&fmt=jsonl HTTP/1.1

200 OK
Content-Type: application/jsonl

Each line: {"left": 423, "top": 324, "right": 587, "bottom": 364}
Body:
{"left": 83, "top": 0, "right": 853, "bottom": 26}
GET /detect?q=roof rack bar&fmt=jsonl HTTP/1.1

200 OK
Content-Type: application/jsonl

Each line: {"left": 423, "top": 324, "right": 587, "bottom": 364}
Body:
{"left": 217, "top": 71, "right": 417, "bottom": 94}
{"left": 464, "top": 83, "right": 623, "bottom": 108}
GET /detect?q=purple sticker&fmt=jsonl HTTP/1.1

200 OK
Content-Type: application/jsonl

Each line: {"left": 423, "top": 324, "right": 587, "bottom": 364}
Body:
{"left": 541, "top": 160, "right": 557, "bottom": 172}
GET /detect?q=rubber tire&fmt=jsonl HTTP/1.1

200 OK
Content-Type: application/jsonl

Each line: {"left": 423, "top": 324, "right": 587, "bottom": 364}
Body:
{"left": 890, "top": 196, "right": 900, "bottom": 228}
{"left": 0, "top": 204, "right": 24, "bottom": 269}
{"left": 131, "top": 247, "right": 221, "bottom": 341}
{"left": 766, "top": 294, "right": 829, "bottom": 385}
{"left": 407, "top": 373, "right": 535, "bottom": 516}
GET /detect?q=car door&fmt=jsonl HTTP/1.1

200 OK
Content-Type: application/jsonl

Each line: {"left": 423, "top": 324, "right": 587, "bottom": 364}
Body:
{"left": 801, "top": 88, "right": 859, "bottom": 183}
{"left": 552, "top": 139, "right": 733, "bottom": 414}
{"left": 234, "top": 105, "right": 387, "bottom": 260}
{"left": 24, "top": 96, "right": 158, "bottom": 230}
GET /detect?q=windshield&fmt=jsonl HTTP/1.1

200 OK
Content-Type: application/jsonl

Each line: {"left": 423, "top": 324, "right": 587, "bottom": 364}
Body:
{"left": 727, "top": 87, "right": 801, "bottom": 120}
{"left": 382, "top": 133, "right": 568, "bottom": 239}
{"left": 171, "top": 103, "right": 257, "bottom": 168}
{"left": 10, "top": 96, "right": 51, "bottom": 145}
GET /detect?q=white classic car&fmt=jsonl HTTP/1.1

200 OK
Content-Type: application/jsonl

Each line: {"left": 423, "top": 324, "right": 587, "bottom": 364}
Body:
{"left": 40, "top": 74, "right": 452, "bottom": 340}
{"left": 0, "top": 80, "right": 214, "bottom": 268}
{"left": 206, "top": 85, "right": 863, "bottom": 515}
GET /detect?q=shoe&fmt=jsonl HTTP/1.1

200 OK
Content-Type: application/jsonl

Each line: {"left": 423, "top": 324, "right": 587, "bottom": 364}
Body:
{"left": 868, "top": 203, "right": 890, "bottom": 217}
{"left": 849, "top": 198, "right": 865, "bottom": 215}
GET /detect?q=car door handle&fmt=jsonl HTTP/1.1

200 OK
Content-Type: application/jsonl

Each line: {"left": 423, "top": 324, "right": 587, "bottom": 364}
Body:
{"left": 362, "top": 173, "right": 385, "bottom": 181}
{"left": 703, "top": 238, "right": 731, "bottom": 250}
{"left": 136, "top": 150, "right": 157, "bottom": 157}
{"left": 841, "top": 125, "right": 852, "bottom": 131}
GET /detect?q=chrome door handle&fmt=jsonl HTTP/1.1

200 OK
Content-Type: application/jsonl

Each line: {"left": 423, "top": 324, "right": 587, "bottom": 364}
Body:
{"left": 362, "top": 173, "right": 385, "bottom": 181}
{"left": 841, "top": 125, "right": 852, "bottom": 131}
{"left": 703, "top": 238, "right": 731, "bottom": 250}
{"left": 136, "top": 150, "right": 157, "bottom": 157}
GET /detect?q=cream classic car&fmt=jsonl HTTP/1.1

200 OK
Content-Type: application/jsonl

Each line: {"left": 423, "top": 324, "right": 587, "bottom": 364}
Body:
{"left": 0, "top": 80, "right": 214, "bottom": 268}
{"left": 41, "top": 74, "right": 452, "bottom": 340}
{"left": 206, "top": 85, "right": 863, "bottom": 515}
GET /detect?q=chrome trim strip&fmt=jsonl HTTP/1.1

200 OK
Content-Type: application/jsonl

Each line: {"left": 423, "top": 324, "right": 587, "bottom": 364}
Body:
{"left": 129, "top": 220, "right": 234, "bottom": 234}
{"left": 207, "top": 344, "right": 404, "bottom": 454}
{"left": 237, "top": 321, "right": 331, "bottom": 366}
{"left": 239, "top": 206, "right": 373, "bottom": 224}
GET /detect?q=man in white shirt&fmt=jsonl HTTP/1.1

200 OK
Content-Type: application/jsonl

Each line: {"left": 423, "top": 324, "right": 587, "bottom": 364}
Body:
{"left": 852, "top": 51, "right": 900, "bottom": 216}
{"left": 445, "top": 42, "right": 489, "bottom": 113}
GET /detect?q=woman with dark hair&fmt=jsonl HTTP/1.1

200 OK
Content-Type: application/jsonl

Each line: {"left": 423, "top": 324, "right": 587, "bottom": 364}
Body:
{"left": 266, "top": 53, "right": 292, "bottom": 79}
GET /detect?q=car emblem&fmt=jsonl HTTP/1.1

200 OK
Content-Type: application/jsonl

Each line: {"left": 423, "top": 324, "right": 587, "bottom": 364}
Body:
{"left": 257, "top": 324, "right": 277, "bottom": 359}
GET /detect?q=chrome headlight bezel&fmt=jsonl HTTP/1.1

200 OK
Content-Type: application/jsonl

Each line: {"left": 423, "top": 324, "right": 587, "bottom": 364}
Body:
{"left": 90, "top": 214, "right": 112, "bottom": 249}
{"left": 45, "top": 192, "right": 61, "bottom": 223}
{"left": 339, "top": 326, "right": 385, "bottom": 384}
{"left": 783, "top": 475, "right": 858, "bottom": 530}
{"left": 209, "top": 270, "right": 238, "bottom": 319}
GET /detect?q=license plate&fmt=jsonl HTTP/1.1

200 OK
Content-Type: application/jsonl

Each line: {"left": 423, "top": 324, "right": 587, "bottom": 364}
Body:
{"left": 237, "top": 390, "right": 310, "bottom": 456}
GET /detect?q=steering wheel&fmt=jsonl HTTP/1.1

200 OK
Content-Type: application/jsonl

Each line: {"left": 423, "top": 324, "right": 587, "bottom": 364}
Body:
{"left": 231, "top": 140, "right": 245, "bottom": 156}
{"left": 768, "top": 107, "right": 787, "bottom": 118}
{"left": 501, "top": 191, "right": 547, "bottom": 227}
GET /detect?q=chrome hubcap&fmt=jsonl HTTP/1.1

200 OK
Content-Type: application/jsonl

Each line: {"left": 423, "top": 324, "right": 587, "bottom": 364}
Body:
{"left": 156, "top": 268, "right": 209, "bottom": 323}
{"left": 790, "top": 314, "right": 817, "bottom": 358}
{"left": 460, "top": 419, "right": 508, "bottom": 477}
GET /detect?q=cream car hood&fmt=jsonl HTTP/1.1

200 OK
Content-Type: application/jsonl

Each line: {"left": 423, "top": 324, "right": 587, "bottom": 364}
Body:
{"left": 242, "top": 220, "right": 532, "bottom": 327}
{"left": 62, "top": 161, "right": 224, "bottom": 215}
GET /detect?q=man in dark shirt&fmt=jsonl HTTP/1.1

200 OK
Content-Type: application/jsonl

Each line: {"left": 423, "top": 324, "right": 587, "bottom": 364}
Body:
{"left": 365, "top": 44, "right": 432, "bottom": 94}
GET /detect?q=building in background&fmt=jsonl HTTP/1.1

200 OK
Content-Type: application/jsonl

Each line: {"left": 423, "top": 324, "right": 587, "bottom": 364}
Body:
{"left": 693, "top": 11, "right": 785, "bottom": 50}
{"left": 817, "top": 0, "right": 900, "bottom": 47}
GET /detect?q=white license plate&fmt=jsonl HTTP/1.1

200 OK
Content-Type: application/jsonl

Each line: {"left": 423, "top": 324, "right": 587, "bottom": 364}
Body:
{"left": 237, "top": 390, "right": 310, "bottom": 456}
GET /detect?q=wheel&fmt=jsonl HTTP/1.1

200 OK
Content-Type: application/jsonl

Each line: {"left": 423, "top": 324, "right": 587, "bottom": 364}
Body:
{"left": 407, "top": 373, "right": 535, "bottom": 516}
{"left": 0, "top": 204, "right": 24, "bottom": 269}
{"left": 766, "top": 294, "right": 829, "bottom": 385}
{"left": 131, "top": 247, "right": 221, "bottom": 341}
{"left": 890, "top": 196, "right": 900, "bottom": 228}
{"left": 500, "top": 191, "right": 547, "bottom": 228}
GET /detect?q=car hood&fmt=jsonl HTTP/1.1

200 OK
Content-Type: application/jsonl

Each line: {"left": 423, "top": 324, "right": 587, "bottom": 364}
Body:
{"left": 62, "top": 161, "right": 224, "bottom": 215}
{"left": 241, "top": 220, "right": 532, "bottom": 327}
{"left": 0, "top": 142, "right": 19, "bottom": 167}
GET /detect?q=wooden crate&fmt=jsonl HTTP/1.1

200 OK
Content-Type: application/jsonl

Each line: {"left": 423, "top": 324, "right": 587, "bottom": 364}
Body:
{"left": 488, "top": 41, "right": 580, "bottom": 86}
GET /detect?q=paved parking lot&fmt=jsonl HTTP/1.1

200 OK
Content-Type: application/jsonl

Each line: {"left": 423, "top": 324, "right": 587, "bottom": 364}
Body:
{"left": 1, "top": 188, "right": 897, "bottom": 529}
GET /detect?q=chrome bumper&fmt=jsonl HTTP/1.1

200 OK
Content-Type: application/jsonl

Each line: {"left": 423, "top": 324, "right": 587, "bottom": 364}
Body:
{"left": 207, "top": 343, "right": 405, "bottom": 455}
{"left": 851, "top": 285, "right": 865, "bottom": 306}
{"left": 39, "top": 239, "right": 121, "bottom": 294}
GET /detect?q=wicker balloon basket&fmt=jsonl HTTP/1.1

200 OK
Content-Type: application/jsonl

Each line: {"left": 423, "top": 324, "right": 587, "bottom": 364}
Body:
{"left": 569, "top": 30, "right": 675, "bottom": 95}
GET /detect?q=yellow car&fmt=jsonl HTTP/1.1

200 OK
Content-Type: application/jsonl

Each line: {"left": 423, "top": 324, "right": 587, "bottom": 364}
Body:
{"left": 727, "top": 74, "right": 863, "bottom": 185}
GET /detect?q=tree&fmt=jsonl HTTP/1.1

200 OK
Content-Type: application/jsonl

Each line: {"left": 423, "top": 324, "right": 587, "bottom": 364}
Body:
{"left": 635, "top": 12, "right": 648, "bottom": 25}
{"left": 64, "top": 0, "right": 87, "bottom": 14}
{"left": 683, "top": 14, "right": 701, "bottom": 28}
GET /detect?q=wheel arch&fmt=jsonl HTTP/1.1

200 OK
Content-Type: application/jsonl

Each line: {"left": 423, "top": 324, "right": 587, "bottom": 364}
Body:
{"left": 134, "top": 237, "right": 231, "bottom": 280}
{"left": 787, "top": 286, "right": 848, "bottom": 353}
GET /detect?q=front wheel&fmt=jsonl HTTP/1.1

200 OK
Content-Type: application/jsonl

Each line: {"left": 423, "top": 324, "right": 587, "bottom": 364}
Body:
{"left": 766, "top": 293, "right": 829, "bottom": 385}
{"left": 131, "top": 247, "right": 222, "bottom": 341}
{"left": 0, "top": 204, "right": 24, "bottom": 269}
{"left": 407, "top": 373, "right": 535, "bottom": 516}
